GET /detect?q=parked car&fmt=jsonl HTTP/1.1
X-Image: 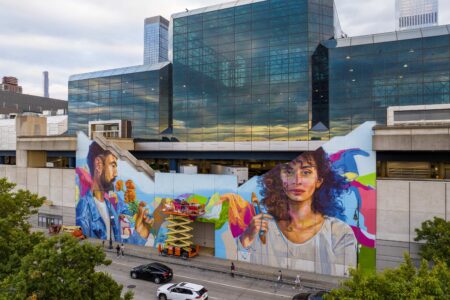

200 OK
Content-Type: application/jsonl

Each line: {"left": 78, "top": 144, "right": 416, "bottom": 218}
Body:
{"left": 130, "top": 262, "right": 173, "bottom": 284}
{"left": 157, "top": 282, "right": 208, "bottom": 300}
{"left": 292, "top": 290, "right": 327, "bottom": 300}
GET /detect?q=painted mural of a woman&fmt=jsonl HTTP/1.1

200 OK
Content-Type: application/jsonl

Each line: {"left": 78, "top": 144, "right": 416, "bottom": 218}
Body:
{"left": 238, "top": 148, "right": 357, "bottom": 275}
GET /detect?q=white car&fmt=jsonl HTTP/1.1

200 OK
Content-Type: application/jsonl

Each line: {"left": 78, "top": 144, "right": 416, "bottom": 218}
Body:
{"left": 156, "top": 282, "right": 208, "bottom": 300}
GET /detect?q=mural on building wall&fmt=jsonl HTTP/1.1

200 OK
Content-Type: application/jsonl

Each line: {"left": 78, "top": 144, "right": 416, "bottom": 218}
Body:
{"left": 75, "top": 122, "right": 376, "bottom": 276}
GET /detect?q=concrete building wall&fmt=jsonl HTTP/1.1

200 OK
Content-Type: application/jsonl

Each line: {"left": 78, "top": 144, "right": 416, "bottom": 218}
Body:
{"left": 376, "top": 179, "right": 449, "bottom": 271}
{"left": 0, "top": 116, "right": 68, "bottom": 151}
{"left": 16, "top": 116, "right": 47, "bottom": 137}
{"left": 191, "top": 221, "right": 215, "bottom": 249}
{"left": 0, "top": 119, "right": 16, "bottom": 150}
{"left": 0, "top": 165, "right": 76, "bottom": 226}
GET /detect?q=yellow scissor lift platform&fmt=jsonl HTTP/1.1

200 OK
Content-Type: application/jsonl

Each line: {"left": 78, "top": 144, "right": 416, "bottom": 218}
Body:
{"left": 158, "top": 202, "right": 205, "bottom": 259}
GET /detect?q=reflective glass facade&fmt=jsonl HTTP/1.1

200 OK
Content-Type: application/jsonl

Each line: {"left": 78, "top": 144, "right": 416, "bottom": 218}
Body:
{"left": 172, "top": 0, "right": 336, "bottom": 142}
{"left": 68, "top": 64, "right": 172, "bottom": 139}
{"left": 144, "top": 16, "right": 169, "bottom": 65}
{"left": 67, "top": 0, "right": 450, "bottom": 144}
{"left": 327, "top": 33, "right": 450, "bottom": 137}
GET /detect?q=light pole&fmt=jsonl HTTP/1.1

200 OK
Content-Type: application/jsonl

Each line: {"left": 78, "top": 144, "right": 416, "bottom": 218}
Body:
{"left": 109, "top": 215, "right": 115, "bottom": 249}
{"left": 353, "top": 204, "right": 360, "bottom": 269}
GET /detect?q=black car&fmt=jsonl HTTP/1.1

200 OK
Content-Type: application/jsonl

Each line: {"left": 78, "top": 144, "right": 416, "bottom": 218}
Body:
{"left": 292, "top": 291, "right": 327, "bottom": 300}
{"left": 130, "top": 262, "right": 173, "bottom": 284}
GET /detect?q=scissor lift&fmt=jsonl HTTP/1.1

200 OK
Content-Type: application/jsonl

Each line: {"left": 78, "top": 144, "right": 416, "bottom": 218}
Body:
{"left": 158, "top": 202, "right": 205, "bottom": 259}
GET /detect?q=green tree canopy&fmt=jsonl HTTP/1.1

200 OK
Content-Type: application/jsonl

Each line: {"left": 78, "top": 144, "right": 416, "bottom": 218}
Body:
{"left": 1, "top": 235, "right": 133, "bottom": 300}
{"left": 0, "top": 178, "right": 45, "bottom": 280}
{"left": 0, "top": 178, "right": 133, "bottom": 299}
{"left": 414, "top": 217, "right": 450, "bottom": 266}
{"left": 325, "top": 254, "right": 449, "bottom": 300}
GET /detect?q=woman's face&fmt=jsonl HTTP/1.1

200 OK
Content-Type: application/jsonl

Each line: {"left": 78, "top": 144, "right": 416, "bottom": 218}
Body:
{"left": 280, "top": 156, "right": 323, "bottom": 202}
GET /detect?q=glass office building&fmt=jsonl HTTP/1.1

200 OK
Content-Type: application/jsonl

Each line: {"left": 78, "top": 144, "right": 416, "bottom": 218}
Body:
{"left": 324, "top": 25, "right": 450, "bottom": 138}
{"left": 396, "top": 0, "right": 438, "bottom": 31}
{"left": 67, "top": 0, "right": 450, "bottom": 145}
{"left": 144, "top": 16, "right": 169, "bottom": 65}
{"left": 68, "top": 62, "right": 172, "bottom": 139}
{"left": 171, "top": 0, "right": 340, "bottom": 142}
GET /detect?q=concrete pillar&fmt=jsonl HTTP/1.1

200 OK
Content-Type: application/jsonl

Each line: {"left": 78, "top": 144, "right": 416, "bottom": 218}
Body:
{"left": 379, "top": 161, "right": 387, "bottom": 177}
{"left": 15, "top": 150, "right": 28, "bottom": 167}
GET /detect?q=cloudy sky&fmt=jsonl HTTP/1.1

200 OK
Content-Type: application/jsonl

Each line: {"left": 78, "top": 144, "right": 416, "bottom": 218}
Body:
{"left": 0, "top": 0, "right": 449, "bottom": 100}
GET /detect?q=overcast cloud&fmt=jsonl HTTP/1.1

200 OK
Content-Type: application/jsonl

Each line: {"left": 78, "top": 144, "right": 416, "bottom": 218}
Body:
{"left": 0, "top": 0, "right": 449, "bottom": 100}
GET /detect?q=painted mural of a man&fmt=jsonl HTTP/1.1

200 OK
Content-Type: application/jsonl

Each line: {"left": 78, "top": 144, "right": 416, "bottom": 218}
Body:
{"left": 76, "top": 142, "right": 121, "bottom": 241}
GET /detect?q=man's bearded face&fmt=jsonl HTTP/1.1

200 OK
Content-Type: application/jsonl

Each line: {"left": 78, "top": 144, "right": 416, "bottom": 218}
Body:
{"left": 99, "top": 154, "right": 118, "bottom": 192}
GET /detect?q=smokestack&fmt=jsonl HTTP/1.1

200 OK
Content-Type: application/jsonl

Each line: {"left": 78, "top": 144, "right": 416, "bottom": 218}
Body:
{"left": 43, "top": 71, "right": 49, "bottom": 98}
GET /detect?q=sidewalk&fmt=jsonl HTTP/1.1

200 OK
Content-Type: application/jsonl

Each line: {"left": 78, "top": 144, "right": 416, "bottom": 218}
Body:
{"left": 89, "top": 238, "right": 343, "bottom": 291}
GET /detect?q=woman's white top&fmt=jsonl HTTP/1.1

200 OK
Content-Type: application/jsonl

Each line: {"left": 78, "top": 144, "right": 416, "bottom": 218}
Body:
{"left": 238, "top": 216, "right": 357, "bottom": 276}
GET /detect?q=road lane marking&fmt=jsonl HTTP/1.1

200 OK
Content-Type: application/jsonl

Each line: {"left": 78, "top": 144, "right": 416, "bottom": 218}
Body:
{"left": 111, "top": 260, "right": 291, "bottom": 299}
{"left": 174, "top": 274, "right": 291, "bottom": 298}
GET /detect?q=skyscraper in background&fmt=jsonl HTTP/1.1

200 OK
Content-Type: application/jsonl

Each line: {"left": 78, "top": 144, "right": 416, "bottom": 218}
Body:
{"left": 43, "top": 71, "right": 49, "bottom": 98}
{"left": 396, "top": 0, "right": 438, "bottom": 31}
{"left": 143, "top": 16, "right": 169, "bottom": 65}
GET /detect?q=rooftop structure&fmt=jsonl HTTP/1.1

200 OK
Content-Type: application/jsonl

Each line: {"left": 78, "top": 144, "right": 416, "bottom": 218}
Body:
{"left": 396, "top": 0, "right": 438, "bottom": 31}
{"left": 1, "top": 76, "right": 22, "bottom": 94}
{"left": 0, "top": 90, "right": 67, "bottom": 117}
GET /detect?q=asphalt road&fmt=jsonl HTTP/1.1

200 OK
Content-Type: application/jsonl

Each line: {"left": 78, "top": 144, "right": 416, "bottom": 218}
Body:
{"left": 98, "top": 252, "right": 307, "bottom": 300}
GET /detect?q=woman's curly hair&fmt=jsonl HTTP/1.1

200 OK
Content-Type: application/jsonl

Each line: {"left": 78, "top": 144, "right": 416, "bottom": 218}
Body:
{"left": 259, "top": 147, "right": 347, "bottom": 222}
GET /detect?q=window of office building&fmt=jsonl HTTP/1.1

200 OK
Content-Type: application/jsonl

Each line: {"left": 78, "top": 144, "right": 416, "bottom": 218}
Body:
{"left": 377, "top": 161, "right": 450, "bottom": 179}
{"left": 328, "top": 34, "right": 450, "bottom": 138}
{"left": 68, "top": 65, "right": 172, "bottom": 140}
{"left": 172, "top": 0, "right": 335, "bottom": 142}
{"left": 38, "top": 213, "right": 63, "bottom": 228}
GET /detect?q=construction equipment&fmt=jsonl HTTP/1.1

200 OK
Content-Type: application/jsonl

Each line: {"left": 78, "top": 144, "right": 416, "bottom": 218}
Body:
{"left": 48, "top": 224, "right": 86, "bottom": 240}
{"left": 158, "top": 199, "right": 205, "bottom": 259}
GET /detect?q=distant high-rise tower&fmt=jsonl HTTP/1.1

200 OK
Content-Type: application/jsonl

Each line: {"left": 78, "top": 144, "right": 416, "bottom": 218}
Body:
{"left": 396, "top": 0, "right": 438, "bottom": 31}
{"left": 43, "top": 71, "right": 49, "bottom": 98}
{"left": 143, "top": 16, "right": 169, "bottom": 65}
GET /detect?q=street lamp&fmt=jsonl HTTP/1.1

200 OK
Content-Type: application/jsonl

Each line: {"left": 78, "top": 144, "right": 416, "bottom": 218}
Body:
{"left": 353, "top": 205, "right": 360, "bottom": 269}
{"left": 109, "top": 215, "right": 115, "bottom": 249}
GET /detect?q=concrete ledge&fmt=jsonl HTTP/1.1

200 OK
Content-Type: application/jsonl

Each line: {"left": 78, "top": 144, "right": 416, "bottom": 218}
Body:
{"left": 17, "top": 136, "right": 77, "bottom": 151}
{"left": 411, "top": 134, "right": 450, "bottom": 150}
{"left": 373, "top": 125, "right": 450, "bottom": 151}
{"left": 373, "top": 135, "right": 412, "bottom": 151}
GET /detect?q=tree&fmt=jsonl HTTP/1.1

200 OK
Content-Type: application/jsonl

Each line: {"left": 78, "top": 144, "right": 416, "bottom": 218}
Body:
{"left": 0, "top": 178, "right": 133, "bottom": 299}
{"left": 1, "top": 235, "right": 133, "bottom": 300}
{"left": 0, "top": 178, "right": 45, "bottom": 280}
{"left": 325, "top": 254, "right": 450, "bottom": 300}
{"left": 414, "top": 217, "right": 450, "bottom": 265}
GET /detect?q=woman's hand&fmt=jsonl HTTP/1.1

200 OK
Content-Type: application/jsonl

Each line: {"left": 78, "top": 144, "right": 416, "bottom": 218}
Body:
{"left": 135, "top": 202, "right": 153, "bottom": 239}
{"left": 239, "top": 213, "right": 272, "bottom": 248}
